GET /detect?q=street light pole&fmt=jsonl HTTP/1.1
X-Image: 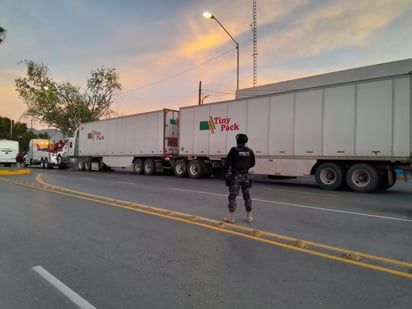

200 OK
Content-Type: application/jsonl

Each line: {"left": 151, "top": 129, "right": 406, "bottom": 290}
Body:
{"left": 203, "top": 12, "right": 239, "bottom": 93}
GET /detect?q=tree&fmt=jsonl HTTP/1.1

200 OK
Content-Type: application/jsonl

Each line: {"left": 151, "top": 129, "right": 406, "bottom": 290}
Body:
{"left": 0, "top": 116, "right": 46, "bottom": 153}
{"left": 15, "top": 60, "right": 122, "bottom": 137}
{"left": 0, "top": 26, "right": 6, "bottom": 44}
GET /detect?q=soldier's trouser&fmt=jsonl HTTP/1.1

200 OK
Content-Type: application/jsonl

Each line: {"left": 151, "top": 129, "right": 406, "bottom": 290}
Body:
{"left": 228, "top": 173, "right": 252, "bottom": 213}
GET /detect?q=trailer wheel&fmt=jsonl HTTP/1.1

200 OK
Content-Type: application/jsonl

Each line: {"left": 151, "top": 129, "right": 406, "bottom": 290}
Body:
{"left": 143, "top": 159, "right": 156, "bottom": 175}
{"left": 173, "top": 160, "right": 187, "bottom": 177}
{"left": 84, "top": 159, "right": 92, "bottom": 171}
{"left": 187, "top": 160, "right": 204, "bottom": 179}
{"left": 346, "top": 163, "right": 381, "bottom": 193}
{"left": 315, "top": 162, "right": 345, "bottom": 190}
{"left": 78, "top": 159, "right": 85, "bottom": 171}
{"left": 133, "top": 159, "right": 144, "bottom": 175}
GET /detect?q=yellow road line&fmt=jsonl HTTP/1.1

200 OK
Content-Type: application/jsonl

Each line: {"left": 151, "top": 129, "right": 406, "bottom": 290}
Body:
{"left": 1, "top": 175, "right": 412, "bottom": 279}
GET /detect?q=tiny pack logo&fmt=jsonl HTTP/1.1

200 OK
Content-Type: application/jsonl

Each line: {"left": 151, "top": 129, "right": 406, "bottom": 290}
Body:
{"left": 199, "top": 116, "right": 240, "bottom": 134}
{"left": 87, "top": 130, "right": 104, "bottom": 141}
{"left": 199, "top": 117, "right": 216, "bottom": 133}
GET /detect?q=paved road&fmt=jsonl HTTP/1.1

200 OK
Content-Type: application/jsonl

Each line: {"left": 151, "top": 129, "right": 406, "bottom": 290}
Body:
{"left": 1, "top": 169, "right": 411, "bottom": 308}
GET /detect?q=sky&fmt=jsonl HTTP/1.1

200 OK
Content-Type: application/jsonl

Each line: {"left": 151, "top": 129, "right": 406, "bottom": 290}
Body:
{"left": 1, "top": 0, "right": 412, "bottom": 129}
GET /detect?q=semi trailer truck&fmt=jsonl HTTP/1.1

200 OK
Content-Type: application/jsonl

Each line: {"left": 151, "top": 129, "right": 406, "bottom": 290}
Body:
{"left": 176, "top": 58, "right": 412, "bottom": 192}
{"left": 59, "top": 109, "right": 179, "bottom": 174}
{"left": 58, "top": 58, "right": 412, "bottom": 192}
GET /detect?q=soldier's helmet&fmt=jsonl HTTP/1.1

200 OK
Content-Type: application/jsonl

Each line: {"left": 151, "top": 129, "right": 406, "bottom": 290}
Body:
{"left": 236, "top": 134, "right": 248, "bottom": 145}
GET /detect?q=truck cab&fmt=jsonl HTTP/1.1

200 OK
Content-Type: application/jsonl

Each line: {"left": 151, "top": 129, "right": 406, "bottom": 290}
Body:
{"left": 24, "top": 139, "right": 54, "bottom": 168}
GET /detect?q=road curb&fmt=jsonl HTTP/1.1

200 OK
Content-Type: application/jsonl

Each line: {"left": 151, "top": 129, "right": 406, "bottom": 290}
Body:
{"left": 0, "top": 169, "right": 31, "bottom": 175}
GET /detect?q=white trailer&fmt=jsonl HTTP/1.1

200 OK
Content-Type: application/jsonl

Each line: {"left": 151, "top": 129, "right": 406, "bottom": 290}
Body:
{"left": 70, "top": 109, "right": 179, "bottom": 174}
{"left": 175, "top": 58, "right": 412, "bottom": 192}
{"left": 0, "top": 139, "right": 19, "bottom": 167}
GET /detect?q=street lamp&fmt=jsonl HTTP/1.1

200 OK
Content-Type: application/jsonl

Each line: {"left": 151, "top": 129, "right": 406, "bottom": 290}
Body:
{"left": 203, "top": 12, "right": 239, "bottom": 92}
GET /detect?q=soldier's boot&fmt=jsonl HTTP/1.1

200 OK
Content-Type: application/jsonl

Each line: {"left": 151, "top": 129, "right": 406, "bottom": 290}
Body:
{"left": 224, "top": 212, "right": 235, "bottom": 224}
{"left": 246, "top": 211, "right": 254, "bottom": 223}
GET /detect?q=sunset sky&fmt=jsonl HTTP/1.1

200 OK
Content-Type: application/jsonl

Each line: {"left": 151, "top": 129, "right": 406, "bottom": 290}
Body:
{"left": 1, "top": 0, "right": 412, "bottom": 129}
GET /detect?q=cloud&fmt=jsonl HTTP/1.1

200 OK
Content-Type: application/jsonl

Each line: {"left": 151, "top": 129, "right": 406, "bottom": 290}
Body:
{"left": 255, "top": 0, "right": 412, "bottom": 82}
{"left": 2, "top": 0, "right": 412, "bottom": 126}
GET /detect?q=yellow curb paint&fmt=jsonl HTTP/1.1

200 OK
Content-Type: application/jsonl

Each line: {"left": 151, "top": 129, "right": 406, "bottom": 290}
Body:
{"left": 0, "top": 169, "right": 31, "bottom": 175}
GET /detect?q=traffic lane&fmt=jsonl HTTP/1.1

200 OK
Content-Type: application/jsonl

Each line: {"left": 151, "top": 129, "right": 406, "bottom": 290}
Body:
{"left": 25, "top": 169, "right": 412, "bottom": 230}
{"left": 31, "top": 170, "right": 412, "bottom": 262}
{"left": 0, "top": 181, "right": 82, "bottom": 309}
{"left": 37, "top": 169, "right": 412, "bottom": 230}
{"left": 25, "top": 170, "right": 412, "bottom": 269}
{"left": 32, "top": 168, "right": 412, "bottom": 219}
{"left": 0, "top": 181, "right": 411, "bottom": 308}
{"left": 165, "top": 184, "right": 412, "bottom": 264}
{"left": 251, "top": 175, "right": 412, "bottom": 218}
{"left": 248, "top": 177, "right": 412, "bottom": 261}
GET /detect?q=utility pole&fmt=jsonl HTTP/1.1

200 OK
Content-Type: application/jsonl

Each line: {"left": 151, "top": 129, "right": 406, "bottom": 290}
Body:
{"left": 252, "top": 0, "right": 258, "bottom": 87}
{"left": 198, "top": 81, "right": 202, "bottom": 105}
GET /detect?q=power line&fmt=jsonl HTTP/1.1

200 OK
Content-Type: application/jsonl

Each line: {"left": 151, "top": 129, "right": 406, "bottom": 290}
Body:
{"left": 203, "top": 88, "right": 235, "bottom": 95}
{"left": 121, "top": 48, "right": 236, "bottom": 94}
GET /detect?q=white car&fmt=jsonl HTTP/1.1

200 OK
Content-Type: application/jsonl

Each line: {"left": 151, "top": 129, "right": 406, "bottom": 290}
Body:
{"left": 0, "top": 139, "right": 19, "bottom": 167}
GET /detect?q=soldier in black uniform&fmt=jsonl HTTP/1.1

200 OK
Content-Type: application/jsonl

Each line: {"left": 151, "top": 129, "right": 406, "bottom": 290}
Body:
{"left": 223, "top": 133, "right": 255, "bottom": 223}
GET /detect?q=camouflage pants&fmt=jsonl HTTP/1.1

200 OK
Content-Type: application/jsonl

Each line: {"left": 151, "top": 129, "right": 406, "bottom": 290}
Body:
{"left": 228, "top": 173, "right": 252, "bottom": 213}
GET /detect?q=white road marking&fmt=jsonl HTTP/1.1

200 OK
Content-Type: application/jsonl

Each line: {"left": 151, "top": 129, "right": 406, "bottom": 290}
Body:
{"left": 265, "top": 188, "right": 337, "bottom": 197}
{"left": 252, "top": 197, "right": 412, "bottom": 223}
{"left": 116, "top": 181, "right": 137, "bottom": 185}
{"left": 32, "top": 266, "right": 96, "bottom": 309}
{"left": 170, "top": 188, "right": 412, "bottom": 223}
{"left": 171, "top": 188, "right": 225, "bottom": 197}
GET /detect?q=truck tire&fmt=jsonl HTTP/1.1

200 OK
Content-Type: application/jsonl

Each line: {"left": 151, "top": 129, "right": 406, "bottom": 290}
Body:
{"left": 315, "top": 162, "right": 345, "bottom": 190}
{"left": 143, "top": 159, "right": 156, "bottom": 175}
{"left": 41, "top": 158, "right": 45, "bottom": 169}
{"left": 173, "top": 160, "right": 187, "bottom": 177}
{"left": 84, "top": 159, "right": 92, "bottom": 171}
{"left": 57, "top": 155, "right": 64, "bottom": 169}
{"left": 43, "top": 158, "right": 52, "bottom": 169}
{"left": 133, "top": 159, "right": 144, "bottom": 175}
{"left": 78, "top": 159, "right": 85, "bottom": 171}
{"left": 187, "top": 160, "right": 204, "bottom": 179}
{"left": 346, "top": 163, "right": 381, "bottom": 193}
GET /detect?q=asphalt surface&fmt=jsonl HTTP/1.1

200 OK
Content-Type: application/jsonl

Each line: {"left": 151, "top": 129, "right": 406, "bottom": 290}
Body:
{"left": 0, "top": 168, "right": 411, "bottom": 308}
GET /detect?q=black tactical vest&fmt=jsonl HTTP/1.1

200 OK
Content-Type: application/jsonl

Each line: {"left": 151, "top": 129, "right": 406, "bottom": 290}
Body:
{"left": 233, "top": 146, "right": 252, "bottom": 171}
